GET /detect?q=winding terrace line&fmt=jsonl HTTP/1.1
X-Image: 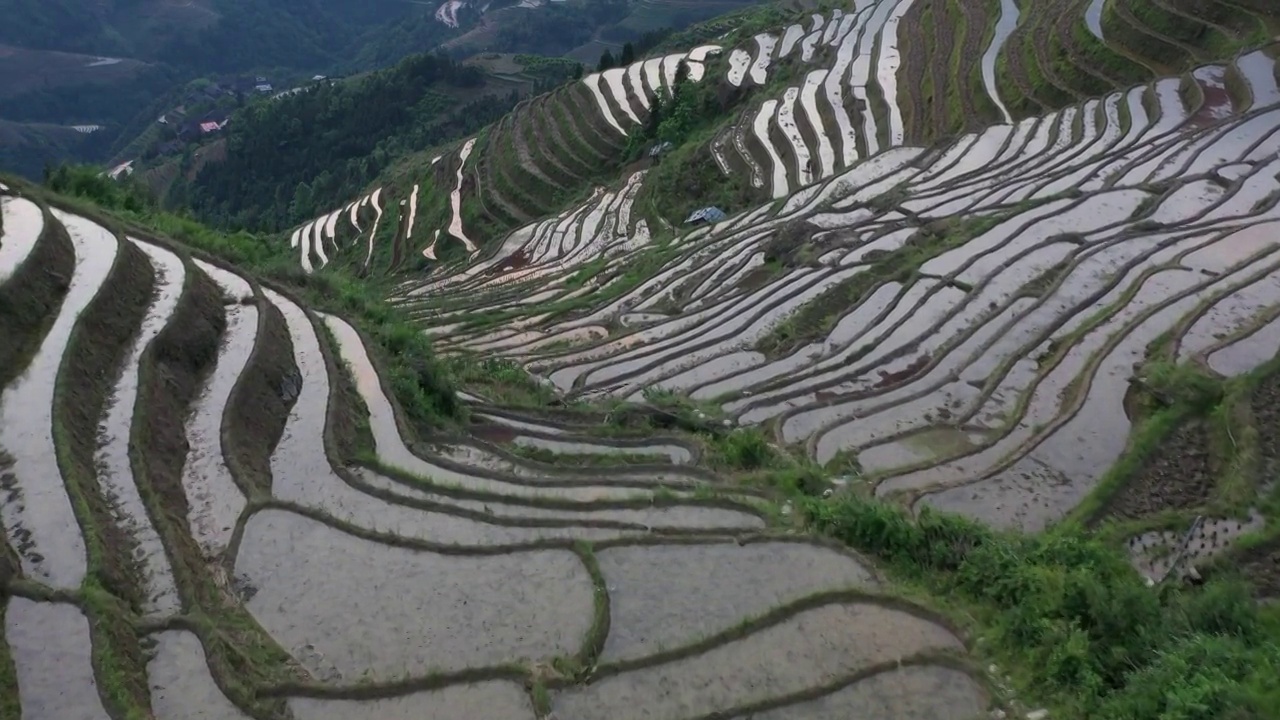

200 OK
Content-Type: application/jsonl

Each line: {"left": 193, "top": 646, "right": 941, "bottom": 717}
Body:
{"left": 1, "top": 210, "right": 117, "bottom": 589}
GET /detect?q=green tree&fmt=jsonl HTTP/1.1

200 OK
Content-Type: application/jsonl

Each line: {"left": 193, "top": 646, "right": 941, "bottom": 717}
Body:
{"left": 597, "top": 49, "right": 615, "bottom": 72}
{"left": 619, "top": 42, "right": 635, "bottom": 66}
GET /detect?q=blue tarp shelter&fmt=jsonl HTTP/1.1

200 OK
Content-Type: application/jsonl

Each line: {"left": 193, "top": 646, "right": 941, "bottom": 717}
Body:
{"left": 684, "top": 206, "right": 727, "bottom": 225}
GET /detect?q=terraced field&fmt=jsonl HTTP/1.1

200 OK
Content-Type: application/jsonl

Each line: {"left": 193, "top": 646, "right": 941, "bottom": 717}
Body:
{"left": 0, "top": 188, "right": 994, "bottom": 717}
{"left": 8, "top": 0, "right": 1280, "bottom": 717}
{"left": 386, "top": 1, "right": 1280, "bottom": 547}
{"left": 289, "top": 0, "right": 1278, "bottom": 275}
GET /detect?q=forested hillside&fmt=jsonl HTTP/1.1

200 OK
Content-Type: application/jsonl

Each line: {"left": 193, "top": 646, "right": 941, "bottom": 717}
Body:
{"left": 176, "top": 53, "right": 578, "bottom": 231}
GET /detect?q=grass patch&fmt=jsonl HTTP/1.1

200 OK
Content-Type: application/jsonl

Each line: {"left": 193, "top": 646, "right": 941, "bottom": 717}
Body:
{"left": 802, "top": 493, "right": 1280, "bottom": 719}
{"left": 0, "top": 602, "right": 16, "bottom": 720}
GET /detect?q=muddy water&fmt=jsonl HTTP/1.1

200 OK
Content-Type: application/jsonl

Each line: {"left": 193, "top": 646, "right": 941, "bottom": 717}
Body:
{"left": 877, "top": 264, "right": 1204, "bottom": 500}
{"left": 290, "top": 681, "right": 535, "bottom": 720}
{"left": 1209, "top": 314, "right": 1280, "bottom": 376}
{"left": 317, "top": 313, "right": 661, "bottom": 505}
{"left": 778, "top": 23, "right": 805, "bottom": 57}
{"left": 552, "top": 602, "right": 962, "bottom": 720}
{"left": 827, "top": 26, "right": 859, "bottom": 167}
{"left": 654, "top": 350, "right": 765, "bottom": 396}
{"left": 817, "top": 298, "right": 1035, "bottom": 460}
{"left": 5, "top": 598, "right": 110, "bottom": 719}
{"left": 914, "top": 124, "right": 1015, "bottom": 190}
{"left": 609, "top": 268, "right": 865, "bottom": 395}
{"left": 1179, "top": 266, "right": 1280, "bottom": 360}
{"left": 597, "top": 542, "right": 876, "bottom": 662}
{"left": 860, "top": 427, "right": 991, "bottom": 475}
{"left": 733, "top": 665, "right": 988, "bottom": 720}
{"left": 96, "top": 239, "right": 183, "bottom": 616}
{"left": 640, "top": 57, "right": 664, "bottom": 96}
{"left": 0, "top": 197, "right": 43, "bottom": 284}
{"left": 877, "top": 0, "right": 912, "bottom": 146}
{"left": 182, "top": 261, "right": 254, "bottom": 556}
{"left": 580, "top": 269, "right": 819, "bottom": 388}
{"left": 1238, "top": 50, "right": 1280, "bottom": 109}
{"left": 702, "top": 282, "right": 904, "bottom": 403}
{"left": 798, "top": 69, "right": 829, "bottom": 171}
{"left": 1208, "top": 160, "right": 1280, "bottom": 223}
{"left": 602, "top": 68, "right": 640, "bottom": 125}
{"left": 354, "top": 468, "right": 762, "bottom": 530}
{"left": 583, "top": 73, "right": 626, "bottom": 135}
{"left": 235, "top": 509, "right": 594, "bottom": 681}
{"left": 736, "top": 281, "right": 942, "bottom": 427}
{"left": 474, "top": 413, "right": 568, "bottom": 435}
{"left": 1182, "top": 221, "right": 1280, "bottom": 272}
{"left": 272, "top": 307, "right": 631, "bottom": 540}
{"left": 1184, "top": 109, "right": 1280, "bottom": 178}
{"left": 919, "top": 200, "right": 1071, "bottom": 277}
{"left": 149, "top": 630, "right": 249, "bottom": 719}
{"left": 622, "top": 61, "right": 650, "bottom": 112}
{"left": 364, "top": 187, "right": 385, "bottom": 266}
{"left": 511, "top": 435, "right": 693, "bottom": 465}
{"left": 1, "top": 210, "right": 117, "bottom": 588}
{"left": 1084, "top": 0, "right": 1105, "bottom": 39}
{"left": 755, "top": 99, "right": 790, "bottom": 198}
{"left": 750, "top": 33, "right": 777, "bottom": 86}
{"left": 778, "top": 86, "right": 813, "bottom": 186}
{"left": 982, "top": 0, "right": 1019, "bottom": 124}
{"left": 448, "top": 141, "right": 476, "bottom": 255}
{"left": 923, "top": 263, "right": 1269, "bottom": 530}
{"left": 784, "top": 286, "right": 967, "bottom": 446}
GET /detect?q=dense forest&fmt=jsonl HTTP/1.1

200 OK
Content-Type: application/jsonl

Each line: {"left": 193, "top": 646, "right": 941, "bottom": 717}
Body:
{"left": 181, "top": 52, "right": 574, "bottom": 231}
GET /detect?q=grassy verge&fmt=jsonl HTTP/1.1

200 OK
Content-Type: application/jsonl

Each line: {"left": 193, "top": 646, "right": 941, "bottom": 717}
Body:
{"left": 53, "top": 236, "right": 154, "bottom": 717}
{"left": 802, "top": 492, "right": 1280, "bottom": 718}
{"left": 0, "top": 602, "right": 16, "bottom": 720}
{"left": 21, "top": 169, "right": 467, "bottom": 441}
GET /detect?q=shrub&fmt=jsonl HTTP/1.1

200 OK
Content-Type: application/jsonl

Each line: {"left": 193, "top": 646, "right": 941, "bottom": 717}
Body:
{"left": 802, "top": 493, "right": 1278, "bottom": 718}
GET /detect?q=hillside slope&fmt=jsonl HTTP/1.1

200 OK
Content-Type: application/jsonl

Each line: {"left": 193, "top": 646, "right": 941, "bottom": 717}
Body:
{"left": 5, "top": 0, "right": 1280, "bottom": 718}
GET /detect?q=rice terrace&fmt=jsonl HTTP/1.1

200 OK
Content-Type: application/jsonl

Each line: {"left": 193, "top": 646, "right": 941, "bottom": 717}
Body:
{"left": 4, "top": 0, "right": 1280, "bottom": 717}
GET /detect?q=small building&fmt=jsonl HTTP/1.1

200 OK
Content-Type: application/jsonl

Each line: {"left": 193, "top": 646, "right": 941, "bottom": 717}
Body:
{"left": 255, "top": 83, "right": 274, "bottom": 93}
{"left": 684, "top": 206, "right": 727, "bottom": 225}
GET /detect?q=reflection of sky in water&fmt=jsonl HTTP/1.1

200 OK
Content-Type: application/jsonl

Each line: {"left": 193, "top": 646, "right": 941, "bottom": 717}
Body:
{"left": 1191, "top": 66, "right": 1234, "bottom": 126}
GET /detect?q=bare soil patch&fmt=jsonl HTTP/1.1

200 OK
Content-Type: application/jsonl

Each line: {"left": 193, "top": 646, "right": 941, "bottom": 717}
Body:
{"left": 1104, "top": 422, "right": 1214, "bottom": 521}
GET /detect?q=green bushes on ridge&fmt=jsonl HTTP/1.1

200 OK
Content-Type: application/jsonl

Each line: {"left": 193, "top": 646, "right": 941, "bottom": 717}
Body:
{"left": 31, "top": 167, "right": 466, "bottom": 436}
{"left": 803, "top": 494, "right": 1280, "bottom": 719}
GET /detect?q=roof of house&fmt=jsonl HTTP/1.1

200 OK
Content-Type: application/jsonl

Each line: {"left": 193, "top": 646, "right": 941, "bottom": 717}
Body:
{"left": 684, "top": 206, "right": 727, "bottom": 224}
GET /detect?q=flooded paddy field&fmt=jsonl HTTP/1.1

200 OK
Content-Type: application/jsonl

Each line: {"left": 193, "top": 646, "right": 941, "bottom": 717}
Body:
{"left": 6, "top": 1, "right": 1280, "bottom": 717}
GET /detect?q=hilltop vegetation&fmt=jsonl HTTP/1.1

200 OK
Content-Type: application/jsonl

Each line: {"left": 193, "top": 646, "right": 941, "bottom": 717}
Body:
{"left": 176, "top": 52, "right": 580, "bottom": 232}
